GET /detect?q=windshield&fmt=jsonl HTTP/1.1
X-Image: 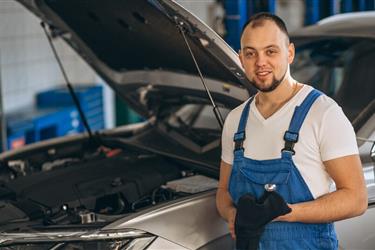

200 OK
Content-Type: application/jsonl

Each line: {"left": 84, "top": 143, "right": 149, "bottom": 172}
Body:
{"left": 291, "top": 38, "right": 375, "bottom": 121}
{"left": 168, "top": 104, "right": 230, "bottom": 130}
{"left": 166, "top": 104, "right": 230, "bottom": 147}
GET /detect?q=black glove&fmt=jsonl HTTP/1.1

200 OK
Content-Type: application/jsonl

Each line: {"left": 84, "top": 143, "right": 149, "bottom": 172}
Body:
{"left": 235, "top": 191, "right": 292, "bottom": 250}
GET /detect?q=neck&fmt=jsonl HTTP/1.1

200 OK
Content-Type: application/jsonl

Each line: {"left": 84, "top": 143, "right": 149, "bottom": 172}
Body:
{"left": 256, "top": 75, "right": 299, "bottom": 106}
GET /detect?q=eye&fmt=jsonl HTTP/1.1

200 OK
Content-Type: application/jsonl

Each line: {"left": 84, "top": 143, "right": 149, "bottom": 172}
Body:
{"left": 266, "top": 49, "right": 277, "bottom": 56}
{"left": 244, "top": 50, "right": 255, "bottom": 58}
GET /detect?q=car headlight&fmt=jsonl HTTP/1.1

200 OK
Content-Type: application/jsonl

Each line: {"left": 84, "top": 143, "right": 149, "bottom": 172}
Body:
{"left": 0, "top": 229, "right": 156, "bottom": 250}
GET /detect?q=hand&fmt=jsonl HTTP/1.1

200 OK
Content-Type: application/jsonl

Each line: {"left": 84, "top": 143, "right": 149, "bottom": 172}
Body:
{"left": 227, "top": 207, "right": 237, "bottom": 239}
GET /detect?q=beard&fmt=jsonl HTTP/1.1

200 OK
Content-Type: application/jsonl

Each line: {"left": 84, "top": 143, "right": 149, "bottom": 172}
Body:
{"left": 249, "top": 69, "right": 287, "bottom": 93}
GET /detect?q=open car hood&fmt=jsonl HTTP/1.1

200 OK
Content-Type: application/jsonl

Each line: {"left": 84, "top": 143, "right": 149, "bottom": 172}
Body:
{"left": 16, "top": 0, "right": 253, "bottom": 115}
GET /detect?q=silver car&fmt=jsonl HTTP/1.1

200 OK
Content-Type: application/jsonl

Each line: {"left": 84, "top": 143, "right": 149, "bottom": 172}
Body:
{"left": 291, "top": 12, "right": 375, "bottom": 250}
{"left": 0, "top": 1, "right": 374, "bottom": 249}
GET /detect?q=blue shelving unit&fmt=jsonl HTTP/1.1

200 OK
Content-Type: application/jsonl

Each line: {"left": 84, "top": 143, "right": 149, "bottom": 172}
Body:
{"left": 6, "top": 107, "right": 79, "bottom": 150}
{"left": 36, "top": 85, "right": 104, "bottom": 133}
{"left": 5, "top": 85, "right": 104, "bottom": 150}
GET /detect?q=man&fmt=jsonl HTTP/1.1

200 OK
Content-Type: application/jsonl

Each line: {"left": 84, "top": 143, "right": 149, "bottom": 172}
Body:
{"left": 216, "top": 12, "right": 367, "bottom": 249}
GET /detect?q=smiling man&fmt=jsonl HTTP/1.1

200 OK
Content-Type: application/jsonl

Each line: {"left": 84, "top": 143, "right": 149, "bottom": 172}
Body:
{"left": 216, "top": 12, "right": 367, "bottom": 249}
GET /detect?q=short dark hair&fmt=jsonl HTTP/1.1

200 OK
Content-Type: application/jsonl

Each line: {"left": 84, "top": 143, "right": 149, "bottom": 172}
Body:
{"left": 241, "top": 12, "right": 289, "bottom": 41}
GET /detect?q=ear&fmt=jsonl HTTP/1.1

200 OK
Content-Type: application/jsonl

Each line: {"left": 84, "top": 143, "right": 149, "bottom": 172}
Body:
{"left": 288, "top": 42, "right": 295, "bottom": 64}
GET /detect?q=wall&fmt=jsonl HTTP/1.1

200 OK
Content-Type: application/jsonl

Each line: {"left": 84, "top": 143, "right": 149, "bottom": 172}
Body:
{"left": 276, "top": 0, "right": 305, "bottom": 32}
{"left": 0, "top": 0, "right": 98, "bottom": 112}
{"left": 175, "top": 0, "right": 217, "bottom": 26}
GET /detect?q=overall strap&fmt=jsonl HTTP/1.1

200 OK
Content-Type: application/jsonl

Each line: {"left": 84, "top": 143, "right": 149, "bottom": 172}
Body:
{"left": 282, "top": 89, "right": 323, "bottom": 155}
{"left": 233, "top": 96, "right": 255, "bottom": 152}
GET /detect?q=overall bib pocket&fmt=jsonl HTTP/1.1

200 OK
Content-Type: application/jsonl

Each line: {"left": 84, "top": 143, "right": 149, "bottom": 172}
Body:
{"left": 238, "top": 166, "right": 292, "bottom": 203}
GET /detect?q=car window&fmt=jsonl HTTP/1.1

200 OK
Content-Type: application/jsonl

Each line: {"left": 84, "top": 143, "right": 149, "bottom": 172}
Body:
{"left": 292, "top": 38, "right": 375, "bottom": 121}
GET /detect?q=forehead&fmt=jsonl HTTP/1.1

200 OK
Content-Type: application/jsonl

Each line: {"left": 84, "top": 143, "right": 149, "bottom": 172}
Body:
{"left": 240, "top": 20, "right": 288, "bottom": 49}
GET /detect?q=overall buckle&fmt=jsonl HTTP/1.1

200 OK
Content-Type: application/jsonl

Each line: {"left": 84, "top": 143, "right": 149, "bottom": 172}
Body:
{"left": 234, "top": 132, "right": 245, "bottom": 151}
{"left": 281, "top": 131, "right": 299, "bottom": 155}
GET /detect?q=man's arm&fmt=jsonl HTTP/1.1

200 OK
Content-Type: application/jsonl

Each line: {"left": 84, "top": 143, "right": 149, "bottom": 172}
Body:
{"left": 277, "top": 154, "right": 368, "bottom": 223}
{"left": 216, "top": 160, "right": 237, "bottom": 238}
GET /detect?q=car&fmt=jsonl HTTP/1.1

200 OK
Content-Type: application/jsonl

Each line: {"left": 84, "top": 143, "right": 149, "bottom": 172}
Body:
{"left": 0, "top": 0, "right": 252, "bottom": 249}
{"left": 0, "top": 1, "right": 374, "bottom": 249}
{"left": 290, "top": 11, "right": 375, "bottom": 250}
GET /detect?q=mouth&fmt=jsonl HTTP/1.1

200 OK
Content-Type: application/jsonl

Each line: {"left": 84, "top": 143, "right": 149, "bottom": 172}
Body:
{"left": 255, "top": 71, "right": 272, "bottom": 79}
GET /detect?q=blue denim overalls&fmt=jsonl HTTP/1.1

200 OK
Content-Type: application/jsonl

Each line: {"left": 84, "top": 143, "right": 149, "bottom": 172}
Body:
{"left": 229, "top": 89, "right": 338, "bottom": 249}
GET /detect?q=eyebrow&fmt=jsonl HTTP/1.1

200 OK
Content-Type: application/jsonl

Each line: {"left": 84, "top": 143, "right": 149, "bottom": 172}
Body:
{"left": 242, "top": 45, "right": 280, "bottom": 50}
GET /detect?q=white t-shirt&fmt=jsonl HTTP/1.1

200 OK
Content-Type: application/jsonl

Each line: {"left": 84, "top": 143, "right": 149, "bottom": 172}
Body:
{"left": 221, "top": 84, "right": 359, "bottom": 199}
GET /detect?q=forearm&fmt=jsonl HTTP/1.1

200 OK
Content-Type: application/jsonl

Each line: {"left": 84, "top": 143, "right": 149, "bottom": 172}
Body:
{"left": 216, "top": 187, "right": 236, "bottom": 221}
{"left": 280, "top": 188, "right": 367, "bottom": 223}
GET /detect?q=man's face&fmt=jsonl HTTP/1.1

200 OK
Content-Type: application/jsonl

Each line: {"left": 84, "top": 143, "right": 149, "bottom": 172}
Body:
{"left": 239, "top": 20, "right": 294, "bottom": 92}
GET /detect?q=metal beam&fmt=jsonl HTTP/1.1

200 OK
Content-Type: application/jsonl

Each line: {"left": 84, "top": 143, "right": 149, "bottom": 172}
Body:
{"left": 329, "top": 0, "right": 340, "bottom": 15}
{"left": 358, "top": 0, "right": 366, "bottom": 11}
{"left": 365, "top": 0, "right": 375, "bottom": 10}
{"left": 341, "top": 0, "right": 353, "bottom": 12}
{"left": 305, "top": 0, "right": 320, "bottom": 25}
{"left": 267, "top": 0, "right": 276, "bottom": 13}
{"left": 224, "top": 0, "right": 248, "bottom": 51}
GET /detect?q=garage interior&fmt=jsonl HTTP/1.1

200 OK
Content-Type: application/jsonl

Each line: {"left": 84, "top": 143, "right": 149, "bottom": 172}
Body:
{"left": 0, "top": 0, "right": 373, "bottom": 152}
{"left": 0, "top": 0, "right": 374, "bottom": 249}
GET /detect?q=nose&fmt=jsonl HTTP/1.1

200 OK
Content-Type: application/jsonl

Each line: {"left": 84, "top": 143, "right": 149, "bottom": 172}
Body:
{"left": 255, "top": 53, "right": 267, "bottom": 67}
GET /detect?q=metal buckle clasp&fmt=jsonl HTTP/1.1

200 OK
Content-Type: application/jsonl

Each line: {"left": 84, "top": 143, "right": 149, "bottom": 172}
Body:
{"left": 264, "top": 183, "right": 277, "bottom": 192}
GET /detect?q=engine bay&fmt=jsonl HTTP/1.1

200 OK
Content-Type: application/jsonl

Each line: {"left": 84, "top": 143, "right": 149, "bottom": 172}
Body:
{"left": 0, "top": 137, "right": 218, "bottom": 230}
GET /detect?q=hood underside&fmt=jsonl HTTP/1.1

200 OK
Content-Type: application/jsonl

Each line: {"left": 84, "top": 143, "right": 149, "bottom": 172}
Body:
{"left": 18, "top": 0, "right": 253, "bottom": 104}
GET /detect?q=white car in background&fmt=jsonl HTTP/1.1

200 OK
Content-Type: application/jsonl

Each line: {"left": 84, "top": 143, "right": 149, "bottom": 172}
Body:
{"left": 291, "top": 11, "right": 375, "bottom": 250}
